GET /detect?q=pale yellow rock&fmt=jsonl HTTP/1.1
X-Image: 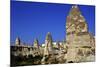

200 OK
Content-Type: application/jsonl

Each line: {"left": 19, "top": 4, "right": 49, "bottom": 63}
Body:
{"left": 15, "top": 37, "right": 20, "bottom": 46}
{"left": 33, "top": 39, "right": 39, "bottom": 48}
{"left": 43, "top": 32, "right": 54, "bottom": 56}
{"left": 65, "top": 5, "right": 95, "bottom": 63}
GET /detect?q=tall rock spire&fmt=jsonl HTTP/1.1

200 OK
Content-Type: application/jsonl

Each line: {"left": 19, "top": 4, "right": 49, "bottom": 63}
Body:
{"left": 65, "top": 5, "right": 95, "bottom": 62}
{"left": 15, "top": 37, "right": 20, "bottom": 46}
{"left": 33, "top": 39, "right": 39, "bottom": 48}
{"left": 44, "top": 32, "right": 53, "bottom": 56}
{"left": 66, "top": 5, "right": 88, "bottom": 35}
{"left": 45, "top": 32, "right": 53, "bottom": 48}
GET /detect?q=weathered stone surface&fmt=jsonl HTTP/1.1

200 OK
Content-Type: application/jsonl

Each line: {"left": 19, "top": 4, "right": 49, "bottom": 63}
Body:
{"left": 11, "top": 5, "right": 95, "bottom": 66}
{"left": 15, "top": 37, "right": 21, "bottom": 46}
{"left": 33, "top": 39, "right": 39, "bottom": 49}
{"left": 66, "top": 5, "right": 88, "bottom": 35}
{"left": 44, "top": 32, "right": 54, "bottom": 56}
{"left": 65, "top": 5, "right": 95, "bottom": 63}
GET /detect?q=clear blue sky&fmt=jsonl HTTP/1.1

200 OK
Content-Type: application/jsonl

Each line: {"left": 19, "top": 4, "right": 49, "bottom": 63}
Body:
{"left": 11, "top": 1, "right": 95, "bottom": 45}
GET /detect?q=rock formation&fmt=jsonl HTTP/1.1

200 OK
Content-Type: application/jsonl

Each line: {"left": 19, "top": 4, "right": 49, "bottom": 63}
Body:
{"left": 56, "top": 41, "right": 61, "bottom": 49}
{"left": 65, "top": 5, "right": 95, "bottom": 63}
{"left": 44, "top": 32, "right": 53, "bottom": 56}
{"left": 33, "top": 39, "right": 39, "bottom": 49}
{"left": 11, "top": 5, "right": 95, "bottom": 66}
{"left": 15, "top": 37, "right": 20, "bottom": 46}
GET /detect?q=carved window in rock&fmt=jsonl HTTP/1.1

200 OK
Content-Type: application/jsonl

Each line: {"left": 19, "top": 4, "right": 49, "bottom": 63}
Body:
{"left": 77, "top": 49, "right": 84, "bottom": 56}
{"left": 86, "top": 50, "right": 91, "bottom": 56}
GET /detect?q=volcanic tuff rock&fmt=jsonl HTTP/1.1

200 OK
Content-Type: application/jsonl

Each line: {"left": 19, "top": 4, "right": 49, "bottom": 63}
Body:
{"left": 65, "top": 5, "right": 95, "bottom": 62}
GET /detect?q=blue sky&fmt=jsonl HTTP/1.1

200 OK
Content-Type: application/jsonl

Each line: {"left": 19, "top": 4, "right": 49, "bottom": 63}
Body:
{"left": 11, "top": 1, "right": 95, "bottom": 45}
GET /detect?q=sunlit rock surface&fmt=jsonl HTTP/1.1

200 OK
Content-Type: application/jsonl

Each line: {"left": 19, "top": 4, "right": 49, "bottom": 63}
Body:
{"left": 11, "top": 5, "right": 95, "bottom": 66}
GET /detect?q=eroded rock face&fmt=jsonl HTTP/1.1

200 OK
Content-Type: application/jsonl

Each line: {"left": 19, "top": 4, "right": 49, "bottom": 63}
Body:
{"left": 44, "top": 32, "right": 54, "bottom": 56}
{"left": 65, "top": 5, "right": 95, "bottom": 63}
{"left": 66, "top": 5, "right": 88, "bottom": 35}
{"left": 11, "top": 5, "right": 95, "bottom": 66}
